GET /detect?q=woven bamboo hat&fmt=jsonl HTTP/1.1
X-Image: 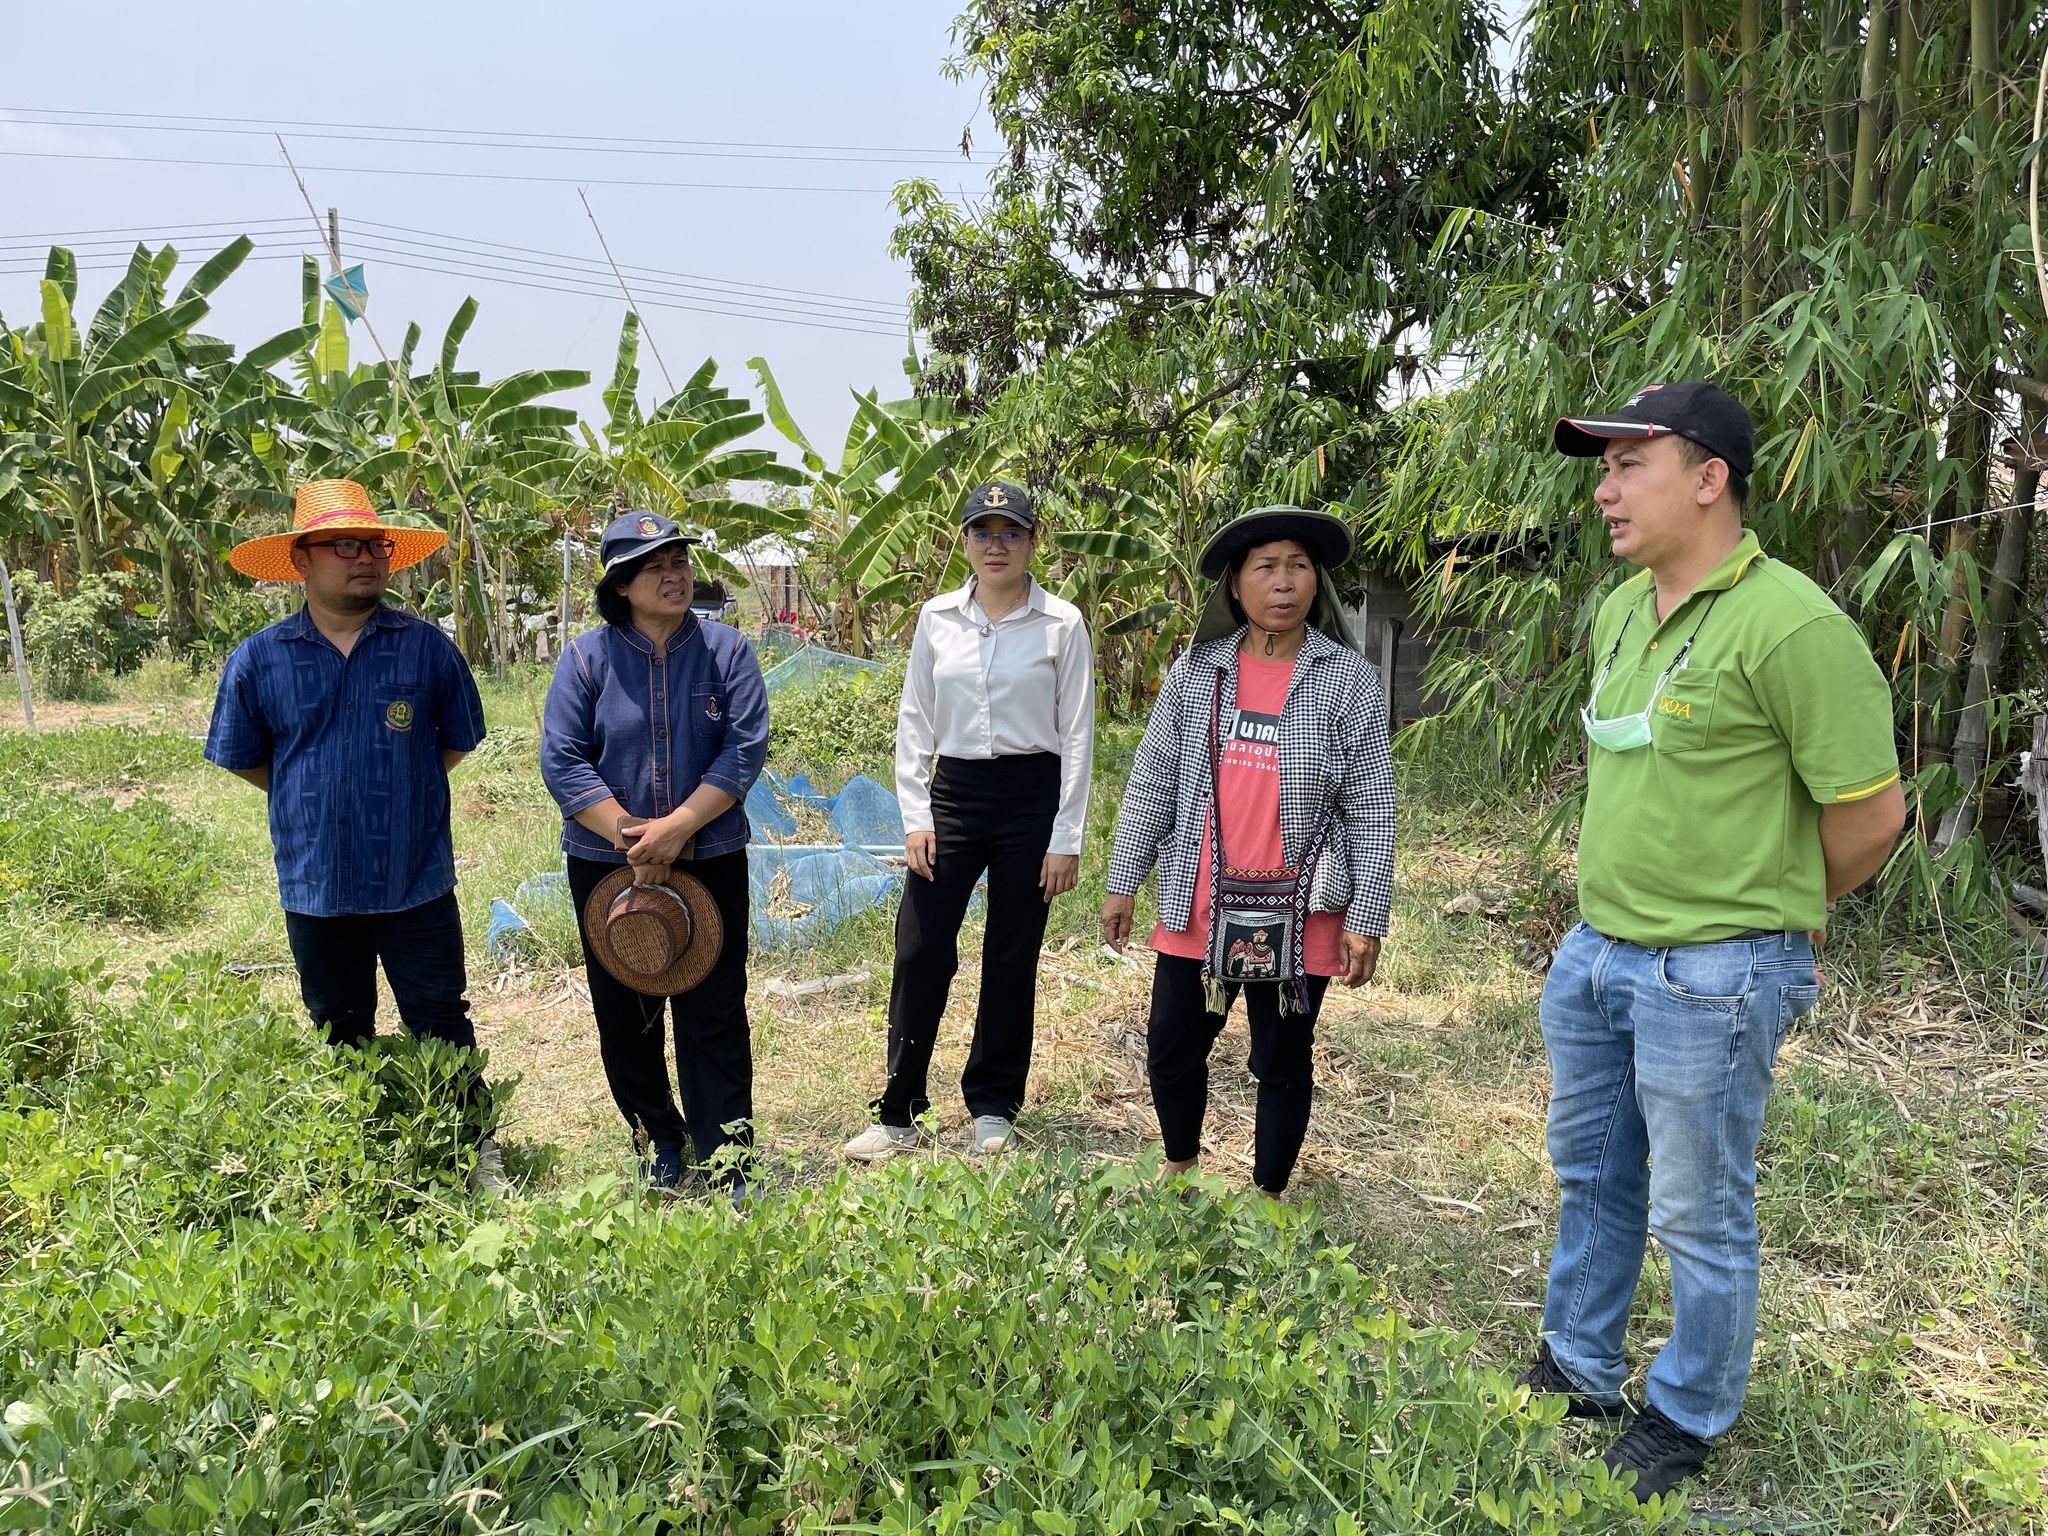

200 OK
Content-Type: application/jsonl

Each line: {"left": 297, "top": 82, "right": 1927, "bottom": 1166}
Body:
{"left": 582, "top": 864, "right": 724, "bottom": 997}
{"left": 228, "top": 479, "right": 449, "bottom": 582}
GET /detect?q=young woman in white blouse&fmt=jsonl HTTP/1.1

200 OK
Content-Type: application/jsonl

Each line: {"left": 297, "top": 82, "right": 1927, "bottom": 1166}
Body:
{"left": 844, "top": 481, "right": 1096, "bottom": 1160}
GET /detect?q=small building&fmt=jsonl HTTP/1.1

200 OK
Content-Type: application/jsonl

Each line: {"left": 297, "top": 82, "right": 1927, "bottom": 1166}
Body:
{"left": 1346, "top": 563, "right": 1437, "bottom": 730}
{"left": 732, "top": 535, "right": 804, "bottom": 621}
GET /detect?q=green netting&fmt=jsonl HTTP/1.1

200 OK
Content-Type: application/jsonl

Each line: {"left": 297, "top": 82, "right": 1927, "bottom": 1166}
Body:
{"left": 760, "top": 643, "right": 886, "bottom": 694}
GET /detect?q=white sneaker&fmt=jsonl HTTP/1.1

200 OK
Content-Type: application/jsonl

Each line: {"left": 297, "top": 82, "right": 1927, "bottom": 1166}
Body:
{"left": 972, "top": 1115, "right": 1015, "bottom": 1155}
{"left": 472, "top": 1136, "right": 512, "bottom": 1197}
{"left": 842, "top": 1123, "right": 928, "bottom": 1162}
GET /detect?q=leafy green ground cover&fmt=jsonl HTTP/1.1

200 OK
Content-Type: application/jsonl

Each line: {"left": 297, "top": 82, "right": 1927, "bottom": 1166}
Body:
{"left": 2, "top": 681, "right": 2044, "bottom": 1531}
{"left": 3, "top": 958, "right": 1670, "bottom": 1534}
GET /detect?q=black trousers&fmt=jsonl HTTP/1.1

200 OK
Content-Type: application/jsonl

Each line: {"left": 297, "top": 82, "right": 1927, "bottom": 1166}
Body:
{"left": 283, "top": 890, "right": 486, "bottom": 1122}
{"left": 568, "top": 851, "right": 753, "bottom": 1171}
{"left": 1146, "top": 952, "right": 1330, "bottom": 1193}
{"left": 877, "top": 753, "right": 1059, "bottom": 1127}
{"left": 283, "top": 890, "right": 477, "bottom": 1051}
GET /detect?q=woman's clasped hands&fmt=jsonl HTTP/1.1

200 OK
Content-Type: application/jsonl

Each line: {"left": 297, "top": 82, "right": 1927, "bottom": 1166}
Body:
{"left": 620, "top": 811, "right": 695, "bottom": 886}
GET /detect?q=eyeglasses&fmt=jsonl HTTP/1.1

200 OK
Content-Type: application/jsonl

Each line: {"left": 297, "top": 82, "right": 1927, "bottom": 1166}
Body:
{"left": 964, "top": 527, "right": 1032, "bottom": 547}
{"left": 302, "top": 536, "right": 396, "bottom": 560}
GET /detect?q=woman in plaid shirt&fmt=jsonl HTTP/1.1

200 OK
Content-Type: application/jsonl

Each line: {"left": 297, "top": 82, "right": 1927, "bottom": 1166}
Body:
{"left": 1101, "top": 507, "right": 1395, "bottom": 1196}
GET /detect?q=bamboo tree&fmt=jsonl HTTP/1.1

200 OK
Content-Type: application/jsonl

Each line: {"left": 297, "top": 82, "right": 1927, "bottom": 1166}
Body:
{"left": 1740, "top": 0, "right": 1764, "bottom": 322}
{"left": 1848, "top": 0, "right": 1892, "bottom": 219}
{"left": 1937, "top": 411, "right": 2039, "bottom": 847}
{"left": 1683, "top": 1, "right": 1710, "bottom": 226}
{"left": 1885, "top": 0, "right": 1920, "bottom": 217}
{"left": 1822, "top": 0, "right": 1853, "bottom": 226}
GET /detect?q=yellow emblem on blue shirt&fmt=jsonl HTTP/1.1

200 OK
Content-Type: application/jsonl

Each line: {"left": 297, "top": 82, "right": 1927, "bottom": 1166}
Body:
{"left": 385, "top": 699, "right": 415, "bottom": 732}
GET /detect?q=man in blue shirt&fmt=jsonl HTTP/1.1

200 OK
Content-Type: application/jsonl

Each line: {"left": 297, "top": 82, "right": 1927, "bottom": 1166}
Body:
{"left": 206, "top": 479, "right": 502, "bottom": 1193}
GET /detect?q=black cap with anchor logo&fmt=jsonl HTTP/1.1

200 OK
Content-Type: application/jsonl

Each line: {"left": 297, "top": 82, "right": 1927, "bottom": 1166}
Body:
{"left": 961, "top": 480, "right": 1037, "bottom": 532}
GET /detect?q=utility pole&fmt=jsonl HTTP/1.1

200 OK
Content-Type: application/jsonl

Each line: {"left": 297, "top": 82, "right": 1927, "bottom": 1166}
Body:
{"left": 327, "top": 207, "right": 341, "bottom": 264}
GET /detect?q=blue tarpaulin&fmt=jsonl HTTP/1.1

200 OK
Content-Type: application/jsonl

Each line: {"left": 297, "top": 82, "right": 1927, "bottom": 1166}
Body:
{"left": 827, "top": 775, "right": 905, "bottom": 847}
{"left": 489, "top": 773, "right": 915, "bottom": 961}
{"left": 745, "top": 778, "right": 799, "bottom": 838}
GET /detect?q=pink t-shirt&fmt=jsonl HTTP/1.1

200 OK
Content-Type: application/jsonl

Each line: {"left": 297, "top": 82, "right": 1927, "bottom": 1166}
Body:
{"left": 1150, "top": 652, "right": 1345, "bottom": 975}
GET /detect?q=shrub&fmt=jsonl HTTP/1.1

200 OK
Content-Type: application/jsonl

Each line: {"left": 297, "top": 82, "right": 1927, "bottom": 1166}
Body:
{"left": 190, "top": 580, "right": 282, "bottom": 663}
{"left": 0, "top": 789, "right": 216, "bottom": 926}
{"left": 12, "top": 570, "right": 151, "bottom": 700}
{"left": 767, "top": 657, "right": 906, "bottom": 784}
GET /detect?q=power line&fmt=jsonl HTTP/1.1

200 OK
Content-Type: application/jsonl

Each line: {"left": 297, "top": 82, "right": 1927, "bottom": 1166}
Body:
{"left": 0, "top": 216, "right": 299, "bottom": 244}
{"left": 0, "top": 148, "right": 928, "bottom": 196}
{"left": 340, "top": 240, "right": 905, "bottom": 332}
{"left": 1, "top": 107, "right": 1000, "bottom": 168}
{"left": 0, "top": 104, "right": 1001, "bottom": 162}
{"left": 0, "top": 219, "right": 905, "bottom": 325}
{"left": 303, "top": 253, "right": 905, "bottom": 337}
{"left": 0, "top": 217, "right": 907, "bottom": 312}
{"left": 348, "top": 225, "right": 904, "bottom": 317}
{"left": 356, "top": 218, "right": 904, "bottom": 309}
{"left": 0, "top": 244, "right": 907, "bottom": 338}
{"left": 1, "top": 232, "right": 907, "bottom": 331}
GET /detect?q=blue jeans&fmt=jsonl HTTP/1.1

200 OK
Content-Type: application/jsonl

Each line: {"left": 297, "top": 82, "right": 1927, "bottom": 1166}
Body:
{"left": 1537, "top": 922, "right": 1818, "bottom": 1440}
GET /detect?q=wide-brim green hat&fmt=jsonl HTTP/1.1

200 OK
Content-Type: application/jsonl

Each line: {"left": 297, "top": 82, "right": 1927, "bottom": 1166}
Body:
{"left": 1195, "top": 505, "right": 1353, "bottom": 580}
{"left": 1191, "top": 505, "right": 1360, "bottom": 650}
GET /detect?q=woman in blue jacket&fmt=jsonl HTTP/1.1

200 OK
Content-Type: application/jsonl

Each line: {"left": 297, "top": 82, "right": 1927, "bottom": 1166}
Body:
{"left": 541, "top": 511, "right": 769, "bottom": 1190}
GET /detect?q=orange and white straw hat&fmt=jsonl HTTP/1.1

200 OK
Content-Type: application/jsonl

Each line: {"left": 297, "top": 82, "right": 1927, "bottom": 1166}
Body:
{"left": 228, "top": 479, "right": 449, "bottom": 582}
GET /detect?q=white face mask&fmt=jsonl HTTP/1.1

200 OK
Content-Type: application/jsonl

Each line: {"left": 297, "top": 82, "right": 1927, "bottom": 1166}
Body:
{"left": 1580, "top": 595, "right": 1721, "bottom": 754}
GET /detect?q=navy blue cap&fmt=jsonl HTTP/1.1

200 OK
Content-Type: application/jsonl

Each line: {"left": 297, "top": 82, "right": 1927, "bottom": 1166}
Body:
{"left": 961, "top": 480, "right": 1036, "bottom": 531}
{"left": 1554, "top": 380, "right": 1755, "bottom": 479}
{"left": 598, "top": 510, "right": 700, "bottom": 582}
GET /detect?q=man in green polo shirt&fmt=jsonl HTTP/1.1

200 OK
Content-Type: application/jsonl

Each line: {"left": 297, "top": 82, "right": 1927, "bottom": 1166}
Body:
{"left": 1515, "top": 381, "right": 1905, "bottom": 1504}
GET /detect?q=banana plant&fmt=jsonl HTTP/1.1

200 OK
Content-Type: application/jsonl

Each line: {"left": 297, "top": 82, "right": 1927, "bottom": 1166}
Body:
{"left": 342, "top": 298, "right": 587, "bottom": 664}
{"left": 140, "top": 312, "right": 320, "bottom": 636}
{"left": 751, "top": 356, "right": 1003, "bottom": 653}
{"left": 0, "top": 241, "right": 225, "bottom": 574}
{"left": 508, "top": 313, "right": 807, "bottom": 587}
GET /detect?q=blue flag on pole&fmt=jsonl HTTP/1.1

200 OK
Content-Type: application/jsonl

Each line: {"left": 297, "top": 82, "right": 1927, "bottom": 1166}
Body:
{"left": 323, "top": 264, "right": 369, "bottom": 321}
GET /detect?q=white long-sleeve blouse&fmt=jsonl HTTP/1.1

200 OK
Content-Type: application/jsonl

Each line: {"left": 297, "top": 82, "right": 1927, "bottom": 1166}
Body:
{"left": 894, "top": 577, "right": 1096, "bottom": 855}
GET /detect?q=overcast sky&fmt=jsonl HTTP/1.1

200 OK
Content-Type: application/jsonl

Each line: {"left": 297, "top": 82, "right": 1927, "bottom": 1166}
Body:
{"left": 1, "top": 0, "right": 994, "bottom": 467}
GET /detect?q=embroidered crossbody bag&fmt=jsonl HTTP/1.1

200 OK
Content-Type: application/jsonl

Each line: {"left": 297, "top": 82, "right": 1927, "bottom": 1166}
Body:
{"left": 1202, "top": 666, "right": 1334, "bottom": 1014}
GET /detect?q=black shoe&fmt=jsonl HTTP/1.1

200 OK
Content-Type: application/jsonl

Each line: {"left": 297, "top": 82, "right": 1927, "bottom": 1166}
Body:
{"left": 1515, "top": 1342, "right": 1629, "bottom": 1422}
{"left": 646, "top": 1138, "right": 688, "bottom": 1193}
{"left": 1601, "top": 1402, "right": 1712, "bottom": 1503}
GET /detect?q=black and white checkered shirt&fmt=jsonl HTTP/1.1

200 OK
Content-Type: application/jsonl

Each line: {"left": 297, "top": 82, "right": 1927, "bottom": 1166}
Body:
{"left": 1106, "top": 625, "right": 1396, "bottom": 936}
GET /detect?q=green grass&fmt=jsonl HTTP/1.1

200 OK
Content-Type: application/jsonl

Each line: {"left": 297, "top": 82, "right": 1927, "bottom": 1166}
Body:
{"left": 1, "top": 676, "right": 2043, "bottom": 1531}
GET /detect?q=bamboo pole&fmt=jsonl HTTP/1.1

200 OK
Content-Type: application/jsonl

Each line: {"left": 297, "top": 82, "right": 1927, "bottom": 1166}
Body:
{"left": 1683, "top": 1, "right": 1710, "bottom": 226}
{"left": 1822, "top": 0, "right": 1852, "bottom": 227}
{"left": 0, "top": 552, "right": 34, "bottom": 731}
{"left": 1936, "top": 413, "right": 2036, "bottom": 848}
{"left": 1885, "top": 0, "right": 1921, "bottom": 218}
{"left": 1741, "top": 0, "right": 1764, "bottom": 322}
{"left": 1848, "top": 0, "right": 1892, "bottom": 219}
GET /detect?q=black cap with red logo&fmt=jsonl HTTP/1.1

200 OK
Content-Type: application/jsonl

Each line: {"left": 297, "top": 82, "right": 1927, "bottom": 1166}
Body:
{"left": 1553, "top": 380, "right": 1755, "bottom": 479}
